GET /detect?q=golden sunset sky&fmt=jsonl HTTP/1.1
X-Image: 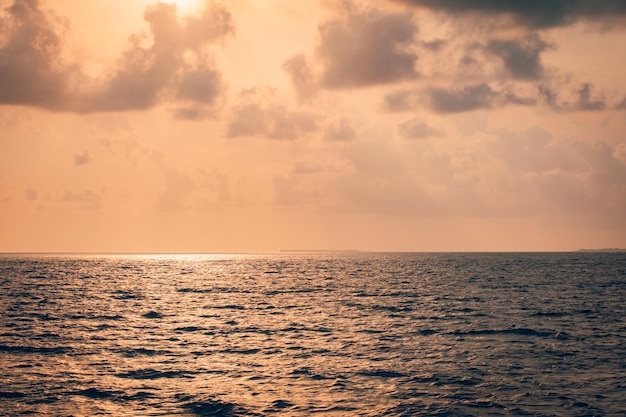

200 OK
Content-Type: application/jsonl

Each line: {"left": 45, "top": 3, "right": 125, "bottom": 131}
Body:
{"left": 1, "top": 0, "right": 625, "bottom": 252}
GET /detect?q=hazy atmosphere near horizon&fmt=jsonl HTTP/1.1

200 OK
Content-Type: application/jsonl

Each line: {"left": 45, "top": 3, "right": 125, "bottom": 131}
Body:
{"left": 2, "top": 0, "right": 626, "bottom": 252}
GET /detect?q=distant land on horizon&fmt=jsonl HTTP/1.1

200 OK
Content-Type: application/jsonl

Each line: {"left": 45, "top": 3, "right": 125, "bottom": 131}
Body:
{"left": 576, "top": 248, "right": 626, "bottom": 252}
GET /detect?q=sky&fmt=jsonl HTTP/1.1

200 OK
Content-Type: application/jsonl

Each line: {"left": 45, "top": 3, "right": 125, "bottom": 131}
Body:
{"left": 1, "top": 0, "right": 626, "bottom": 253}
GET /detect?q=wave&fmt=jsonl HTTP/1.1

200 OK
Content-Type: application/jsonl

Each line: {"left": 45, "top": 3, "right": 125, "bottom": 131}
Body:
{"left": 183, "top": 398, "right": 262, "bottom": 417}
{"left": 0, "top": 344, "right": 72, "bottom": 354}
{"left": 448, "top": 328, "right": 573, "bottom": 339}
{"left": 0, "top": 391, "right": 26, "bottom": 399}
{"left": 116, "top": 368, "right": 196, "bottom": 380}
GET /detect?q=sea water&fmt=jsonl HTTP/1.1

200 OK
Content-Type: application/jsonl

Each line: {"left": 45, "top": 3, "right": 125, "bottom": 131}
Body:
{"left": 0, "top": 252, "right": 624, "bottom": 416}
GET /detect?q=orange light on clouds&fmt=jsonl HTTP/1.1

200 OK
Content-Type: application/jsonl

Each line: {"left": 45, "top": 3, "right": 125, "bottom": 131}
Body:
{"left": 145, "top": 0, "right": 202, "bottom": 14}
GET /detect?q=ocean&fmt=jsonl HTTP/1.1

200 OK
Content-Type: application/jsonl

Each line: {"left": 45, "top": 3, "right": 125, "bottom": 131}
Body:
{"left": 0, "top": 252, "right": 624, "bottom": 416}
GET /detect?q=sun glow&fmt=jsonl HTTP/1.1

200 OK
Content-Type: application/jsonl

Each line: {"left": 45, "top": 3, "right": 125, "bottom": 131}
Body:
{"left": 147, "top": 0, "right": 202, "bottom": 14}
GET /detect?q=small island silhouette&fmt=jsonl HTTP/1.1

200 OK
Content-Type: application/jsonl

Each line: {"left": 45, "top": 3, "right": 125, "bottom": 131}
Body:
{"left": 576, "top": 248, "right": 626, "bottom": 252}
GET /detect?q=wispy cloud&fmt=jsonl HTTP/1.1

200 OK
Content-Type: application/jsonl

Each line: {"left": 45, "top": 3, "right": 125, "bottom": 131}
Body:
{"left": 227, "top": 89, "right": 317, "bottom": 140}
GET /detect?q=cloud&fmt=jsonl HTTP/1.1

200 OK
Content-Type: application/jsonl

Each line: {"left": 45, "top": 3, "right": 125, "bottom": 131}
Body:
{"left": 292, "top": 161, "right": 323, "bottom": 175}
{"left": 171, "top": 107, "right": 214, "bottom": 121}
{"left": 428, "top": 83, "right": 499, "bottom": 113}
{"left": 0, "top": 0, "right": 233, "bottom": 116}
{"left": 392, "top": 0, "right": 626, "bottom": 28}
{"left": 0, "top": 0, "right": 75, "bottom": 109}
{"left": 574, "top": 83, "right": 606, "bottom": 111}
{"left": 333, "top": 136, "right": 444, "bottom": 215}
{"left": 227, "top": 89, "right": 317, "bottom": 140}
{"left": 381, "top": 84, "right": 500, "bottom": 113}
{"left": 82, "top": 3, "right": 182, "bottom": 111}
{"left": 283, "top": 54, "right": 319, "bottom": 103}
{"left": 491, "top": 127, "right": 577, "bottom": 173}
{"left": 486, "top": 35, "right": 551, "bottom": 80}
{"left": 316, "top": 7, "right": 419, "bottom": 88}
{"left": 81, "top": 2, "right": 233, "bottom": 114}
{"left": 397, "top": 118, "right": 444, "bottom": 139}
{"left": 324, "top": 118, "right": 357, "bottom": 141}
{"left": 332, "top": 127, "right": 626, "bottom": 218}
{"left": 420, "top": 39, "right": 447, "bottom": 51}
{"left": 539, "top": 82, "right": 606, "bottom": 111}
{"left": 382, "top": 81, "right": 610, "bottom": 114}
{"left": 157, "top": 165, "right": 195, "bottom": 211}
{"left": 273, "top": 176, "right": 305, "bottom": 205}
{"left": 73, "top": 150, "right": 92, "bottom": 166}
{"left": 344, "top": 138, "right": 407, "bottom": 180}
{"left": 61, "top": 189, "right": 101, "bottom": 210}
{"left": 337, "top": 174, "right": 436, "bottom": 215}
{"left": 171, "top": 63, "right": 224, "bottom": 119}
{"left": 177, "top": 64, "right": 223, "bottom": 105}
{"left": 25, "top": 185, "right": 37, "bottom": 201}
{"left": 615, "top": 143, "right": 626, "bottom": 164}
{"left": 490, "top": 128, "right": 626, "bottom": 216}
{"left": 381, "top": 89, "right": 421, "bottom": 112}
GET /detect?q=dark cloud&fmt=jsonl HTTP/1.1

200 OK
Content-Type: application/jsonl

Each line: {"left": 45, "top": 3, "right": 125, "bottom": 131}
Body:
{"left": 428, "top": 83, "right": 498, "bottom": 113}
{"left": 227, "top": 89, "right": 317, "bottom": 140}
{"left": 539, "top": 84, "right": 559, "bottom": 108}
{"left": 0, "top": 0, "right": 233, "bottom": 116}
{"left": 393, "top": 0, "right": 626, "bottom": 28}
{"left": 486, "top": 35, "right": 550, "bottom": 80}
{"left": 539, "top": 82, "right": 606, "bottom": 111}
{"left": 575, "top": 83, "right": 606, "bottom": 111}
{"left": 617, "top": 96, "right": 626, "bottom": 110}
{"left": 317, "top": 8, "right": 419, "bottom": 88}
{"left": 284, "top": 4, "right": 420, "bottom": 97}
{"left": 420, "top": 39, "right": 447, "bottom": 51}
{"left": 382, "top": 85, "right": 499, "bottom": 113}
{"left": 381, "top": 83, "right": 556, "bottom": 114}
{"left": 0, "top": 0, "right": 74, "bottom": 108}
{"left": 177, "top": 64, "right": 222, "bottom": 104}
{"left": 397, "top": 118, "right": 444, "bottom": 139}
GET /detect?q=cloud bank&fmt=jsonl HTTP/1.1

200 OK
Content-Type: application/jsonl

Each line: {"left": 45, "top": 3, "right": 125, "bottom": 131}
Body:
{"left": 392, "top": 0, "right": 626, "bottom": 28}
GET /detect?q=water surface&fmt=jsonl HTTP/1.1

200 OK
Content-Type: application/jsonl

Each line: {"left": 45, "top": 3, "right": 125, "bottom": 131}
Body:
{"left": 1, "top": 252, "right": 625, "bottom": 416}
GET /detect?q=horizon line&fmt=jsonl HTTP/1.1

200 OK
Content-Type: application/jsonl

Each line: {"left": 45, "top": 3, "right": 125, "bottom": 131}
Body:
{"left": 1, "top": 249, "right": 625, "bottom": 255}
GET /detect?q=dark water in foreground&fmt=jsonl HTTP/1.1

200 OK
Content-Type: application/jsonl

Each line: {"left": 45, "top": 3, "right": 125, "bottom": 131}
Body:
{"left": 1, "top": 252, "right": 625, "bottom": 416}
